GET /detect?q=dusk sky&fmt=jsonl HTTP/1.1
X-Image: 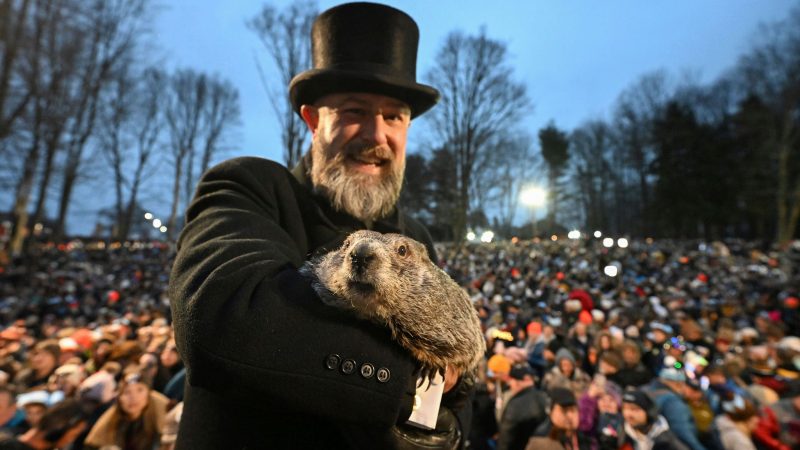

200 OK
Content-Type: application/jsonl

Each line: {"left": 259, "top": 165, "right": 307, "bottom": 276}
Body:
{"left": 151, "top": 1, "right": 795, "bottom": 162}
{"left": 34, "top": 0, "right": 800, "bottom": 234}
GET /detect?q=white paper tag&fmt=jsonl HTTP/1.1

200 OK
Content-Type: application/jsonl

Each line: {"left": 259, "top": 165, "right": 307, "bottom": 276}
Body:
{"left": 405, "top": 369, "right": 445, "bottom": 430}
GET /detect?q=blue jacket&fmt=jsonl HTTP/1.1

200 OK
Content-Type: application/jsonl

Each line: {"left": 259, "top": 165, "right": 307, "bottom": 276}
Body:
{"left": 644, "top": 379, "right": 707, "bottom": 450}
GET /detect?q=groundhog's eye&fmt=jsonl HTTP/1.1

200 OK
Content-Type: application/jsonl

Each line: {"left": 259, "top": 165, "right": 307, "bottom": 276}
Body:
{"left": 397, "top": 245, "right": 408, "bottom": 257}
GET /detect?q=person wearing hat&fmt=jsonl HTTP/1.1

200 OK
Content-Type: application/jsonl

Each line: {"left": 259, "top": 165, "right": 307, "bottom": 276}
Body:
{"left": 619, "top": 389, "right": 689, "bottom": 450}
{"left": 541, "top": 348, "right": 591, "bottom": 399}
{"left": 168, "top": 3, "right": 470, "bottom": 449}
{"left": 642, "top": 367, "right": 708, "bottom": 450}
{"left": 496, "top": 364, "right": 548, "bottom": 450}
{"left": 525, "top": 387, "right": 591, "bottom": 450}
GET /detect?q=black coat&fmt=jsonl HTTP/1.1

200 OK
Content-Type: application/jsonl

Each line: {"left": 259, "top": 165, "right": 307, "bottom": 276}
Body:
{"left": 169, "top": 156, "right": 459, "bottom": 449}
{"left": 496, "top": 387, "right": 548, "bottom": 450}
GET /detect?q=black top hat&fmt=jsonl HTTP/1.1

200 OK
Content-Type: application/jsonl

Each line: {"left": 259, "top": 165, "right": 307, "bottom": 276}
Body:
{"left": 289, "top": 2, "right": 440, "bottom": 118}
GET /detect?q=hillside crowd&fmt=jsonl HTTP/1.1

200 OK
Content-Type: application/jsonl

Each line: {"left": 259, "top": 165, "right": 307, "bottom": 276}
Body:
{"left": 0, "top": 236, "right": 796, "bottom": 449}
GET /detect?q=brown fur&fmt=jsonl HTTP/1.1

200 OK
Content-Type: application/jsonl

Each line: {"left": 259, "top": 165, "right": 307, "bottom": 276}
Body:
{"left": 301, "top": 230, "right": 485, "bottom": 380}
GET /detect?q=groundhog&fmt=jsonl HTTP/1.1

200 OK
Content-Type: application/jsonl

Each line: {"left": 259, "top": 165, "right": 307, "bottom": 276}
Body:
{"left": 301, "top": 230, "right": 485, "bottom": 383}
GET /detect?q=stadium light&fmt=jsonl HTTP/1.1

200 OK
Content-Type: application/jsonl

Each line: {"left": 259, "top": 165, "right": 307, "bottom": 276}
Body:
{"left": 568, "top": 230, "right": 581, "bottom": 240}
{"left": 480, "top": 231, "right": 494, "bottom": 243}
{"left": 152, "top": 219, "right": 162, "bottom": 228}
{"left": 144, "top": 212, "right": 153, "bottom": 220}
{"left": 594, "top": 230, "right": 602, "bottom": 238}
{"left": 617, "top": 238, "right": 629, "bottom": 248}
{"left": 466, "top": 231, "right": 476, "bottom": 242}
{"left": 602, "top": 237, "right": 614, "bottom": 248}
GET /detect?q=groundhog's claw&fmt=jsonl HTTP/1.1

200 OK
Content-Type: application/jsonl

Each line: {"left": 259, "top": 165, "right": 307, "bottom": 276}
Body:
{"left": 415, "top": 364, "right": 446, "bottom": 390}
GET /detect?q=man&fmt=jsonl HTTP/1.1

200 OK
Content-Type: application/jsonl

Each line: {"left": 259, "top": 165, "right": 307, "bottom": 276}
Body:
{"left": 0, "top": 386, "right": 26, "bottom": 437}
{"left": 525, "top": 387, "right": 591, "bottom": 450}
{"left": 619, "top": 389, "right": 689, "bottom": 450}
{"left": 497, "top": 365, "right": 548, "bottom": 450}
{"left": 643, "top": 367, "right": 707, "bottom": 450}
{"left": 169, "top": 3, "right": 470, "bottom": 449}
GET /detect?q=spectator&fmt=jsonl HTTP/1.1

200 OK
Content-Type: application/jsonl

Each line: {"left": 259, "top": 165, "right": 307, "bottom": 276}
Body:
{"left": 83, "top": 365, "right": 168, "bottom": 450}
{"left": 643, "top": 367, "right": 708, "bottom": 450}
{"left": 14, "top": 341, "right": 59, "bottom": 390}
{"left": 0, "top": 400, "right": 87, "bottom": 450}
{"left": 497, "top": 364, "right": 548, "bottom": 450}
{"left": 714, "top": 393, "right": 760, "bottom": 450}
{"left": 542, "top": 348, "right": 591, "bottom": 398}
{"left": 577, "top": 374, "right": 623, "bottom": 448}
{"left": 616, "top": 340, "right": 652, "bottom": 388}
{"left": 0, "top": 386, "right": 25, "bottom": 437}
{"left": 620, "top": 389, "right": 689, "bottom": 450}
{"left": 526, "top": 387, "right": 592, "bottom": 450}
{"left": 761, "top": 392, "right": 800, "bottom": 449}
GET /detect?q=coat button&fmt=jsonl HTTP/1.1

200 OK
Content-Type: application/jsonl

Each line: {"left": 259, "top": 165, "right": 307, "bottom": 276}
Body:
{"left": 325, "top": 354, "right": 341, "bottom": 370}
{"left": 376, "top": 367, "right": 391, "bottom": 383}
{"left": 341, "top": 359, "right": 356, "bottom": 375}
{"left": 360, "top": 363, "right": 375, "bottom": 379}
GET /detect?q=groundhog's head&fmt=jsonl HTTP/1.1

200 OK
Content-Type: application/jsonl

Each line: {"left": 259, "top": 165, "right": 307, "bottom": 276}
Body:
{"left": 313, "top": 230, "right": 434, "bottom": 317}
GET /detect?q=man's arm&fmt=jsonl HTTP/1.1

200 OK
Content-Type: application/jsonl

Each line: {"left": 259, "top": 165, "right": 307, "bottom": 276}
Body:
{"left": 169, "top": 157, "right": 416, "bottom": 427}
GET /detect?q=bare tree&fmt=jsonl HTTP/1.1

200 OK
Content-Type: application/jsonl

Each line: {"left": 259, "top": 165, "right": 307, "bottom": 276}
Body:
{"left": 425, "top": 28, "right": 530, "bottom": 241}
{"left": 164, "top": 69, "right": 240, "bottom": 240}
{"left": 735, "top": 6, "right": 800, "bottom": 244}
{"left": 248, "top": 0, "right": 315, "bottom": 167}
{"left": 488, "top": 135, "right": 537, "bottom": 235}
{"left": 165, "top": 69, "right": 205, "bottom": 240}
{"left": 98, "top": 65, "right": 166, "bottom": 240}
{"left": 51, "top": 0, "right": 151, "bottom": 241}
{"left": 0, "top": 0, "right": 34, "bottom": 140}
{"left": 199, "top": 75, "right": 240, "bottom": 175}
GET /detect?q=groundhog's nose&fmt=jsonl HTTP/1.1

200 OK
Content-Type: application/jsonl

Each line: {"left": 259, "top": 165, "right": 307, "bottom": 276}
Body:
{"left": 350, "top": 243, "right": 375, "bottom": 273}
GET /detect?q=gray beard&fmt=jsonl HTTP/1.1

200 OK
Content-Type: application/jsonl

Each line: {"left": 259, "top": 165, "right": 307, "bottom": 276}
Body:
{"left": 310, "top": 141, "right": 404, "bottom": 223}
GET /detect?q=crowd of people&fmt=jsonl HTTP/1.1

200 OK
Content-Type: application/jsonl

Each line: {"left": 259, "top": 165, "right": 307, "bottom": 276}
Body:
{"left": 445, "top": 237, "right": 800, "bottom": 449}
{"left": 0, "top": 236, "right": 797, "bottom": 449}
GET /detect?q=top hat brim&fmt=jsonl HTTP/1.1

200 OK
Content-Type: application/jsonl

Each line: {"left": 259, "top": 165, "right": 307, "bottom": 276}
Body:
{"left": 289, "top": 68, "right": 440, "bottom": 119}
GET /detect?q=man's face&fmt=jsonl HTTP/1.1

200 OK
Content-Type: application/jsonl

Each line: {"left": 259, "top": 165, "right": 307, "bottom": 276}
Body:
{"left": 302, "top": 92, "right": 410, "bottom": 223}
{"left": 622, "top": 403, "right": 648, "bottom": 427}
{"left": 550, "top": 404, "right": 579, "bottom": 432}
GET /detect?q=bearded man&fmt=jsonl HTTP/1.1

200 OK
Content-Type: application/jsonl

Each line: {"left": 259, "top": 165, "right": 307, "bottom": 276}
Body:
{"left": 168, "top": 3, "right": 471, "bottom": 449}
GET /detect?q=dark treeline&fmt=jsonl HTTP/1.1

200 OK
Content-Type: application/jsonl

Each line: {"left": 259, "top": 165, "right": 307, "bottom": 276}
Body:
{"left": 0, "top": 0, "right": 241, "bottom": 256}
{"left": 403, "top": 6, "right": 800, "bottom": 245}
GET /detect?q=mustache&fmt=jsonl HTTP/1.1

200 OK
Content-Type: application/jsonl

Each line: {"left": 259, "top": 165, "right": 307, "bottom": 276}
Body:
{"left": 343, "top": 142, "right": 393, "bottom": 161}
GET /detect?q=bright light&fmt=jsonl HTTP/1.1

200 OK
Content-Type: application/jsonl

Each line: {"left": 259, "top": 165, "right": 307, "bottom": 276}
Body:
{"left": 617, "top": 238, "right": 629, "bottom": 248}
{"left": 602, "top": 237, "right": 614, "bottom": 248}
{"left": 480, "top": 231, "right": 494, "bottom": 243}
{"left": 604, "top": 265, "right": 618, "bottom": 277}
{"left": 152, "top": 219, "right": 162, "bottom": 228}
{"left": 520, "top": 186, "right": 547, "bottom": 207}
{"left": 159, "top": 226, "right": 167, "bottom": 233}
{"left": 144, "top": 212, "right": 153, "bottom": 220}
{"left": 550, "top": 235, "right": 558, "bottom": 241}
{"left": 594, "top": 230, "right": 602, "bottom": 238}
{"left": 466, "top": 231, "right": 476, "bottom": 241}
{"left": 568, "top": 230, "right": 581, "bottom": 240}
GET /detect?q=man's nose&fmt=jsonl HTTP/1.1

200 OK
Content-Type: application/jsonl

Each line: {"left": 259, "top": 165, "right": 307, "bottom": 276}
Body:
{"left": 360, "top": 113, "right": 389, "bottom": 146}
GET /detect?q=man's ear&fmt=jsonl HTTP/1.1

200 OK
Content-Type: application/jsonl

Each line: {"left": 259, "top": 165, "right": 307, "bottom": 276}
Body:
{"left": 300, "top": 105, "right": 319, "bottom": 136}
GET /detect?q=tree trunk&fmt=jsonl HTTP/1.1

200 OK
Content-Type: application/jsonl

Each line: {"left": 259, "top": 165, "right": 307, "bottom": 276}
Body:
{"left": 9, "top": 139, "right": 40, "bottom": 255}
